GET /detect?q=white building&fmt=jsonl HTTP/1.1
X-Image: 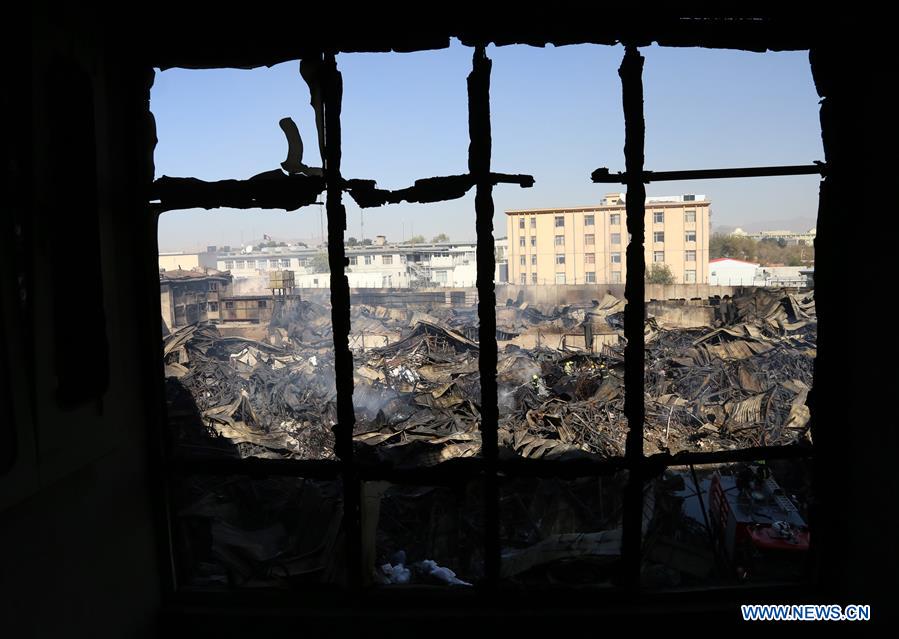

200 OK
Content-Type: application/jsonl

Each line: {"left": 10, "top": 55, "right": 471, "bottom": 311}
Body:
{"left": 732, "top": 227, "right": 816, "bottom": 246}
{"left": 214, "top": 240, "right": 481, "bottom": 289}
{"left": 708, "top": 258, "right": 759, "bottom": 286}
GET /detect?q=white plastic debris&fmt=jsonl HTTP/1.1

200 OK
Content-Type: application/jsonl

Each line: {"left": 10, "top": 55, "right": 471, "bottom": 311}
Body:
{"left": 380, "top": 562, "right": 411, "bottom": 584}
{"left": 416, "top": 559, "right": 471, "bottom": 586}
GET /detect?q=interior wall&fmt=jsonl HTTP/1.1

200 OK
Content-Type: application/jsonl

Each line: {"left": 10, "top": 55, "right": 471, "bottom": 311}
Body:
{"left": 0, "top": 6, "right": 163, "bottom": 637}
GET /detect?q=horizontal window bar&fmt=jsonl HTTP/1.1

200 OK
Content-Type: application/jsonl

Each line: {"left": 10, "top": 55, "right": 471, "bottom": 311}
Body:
{"left": 168, "top": 457, "right": 342, "bottom": 478}
{"left": 150, "top": 174, "right": 325, "bottom": 212}
{"left": 592, "top": 163, "right": 826, "bottom": 184}
{"left": 168, "top": 446, "right": 809, "bottom": 480}
{"left": 644, "top": 443, "right": 813, "bottom": 473}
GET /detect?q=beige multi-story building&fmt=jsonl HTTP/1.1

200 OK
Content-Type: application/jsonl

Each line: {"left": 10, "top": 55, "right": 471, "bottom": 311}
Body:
{"left": 506, "top": 193, "right": 711, "bottom": 285}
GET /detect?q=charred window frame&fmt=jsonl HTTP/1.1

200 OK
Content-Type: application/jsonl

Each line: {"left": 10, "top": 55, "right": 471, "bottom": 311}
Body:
{"left": 149, "top": 40, "right": 827, "bottom": 606}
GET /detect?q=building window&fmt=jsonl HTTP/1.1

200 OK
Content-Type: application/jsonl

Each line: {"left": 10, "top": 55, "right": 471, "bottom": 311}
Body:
{"left": 269, "top": 259, "right": 279, "bottom": 268}
{"left": 235, "top": 260, "right": 245, "bottom": 269}
{"left": 685, "top": 269, "right": 697, "bottom": 283}
{"left": 585, "top": 253, "right": 595, "bottom": 265}
{"left": 555, "top": 273, "right": 566, "bottom": 284}
{"left": 653, "top": 211, "right": 664, "bottom": 223}
{"left": 209, "top": 282, "right": 218, "bottom": 291}
{"left": 281, "top": 259, "right": 290, "bottom": 268}
{"left": 382, "top": 255, "right": 393, "bottom": 265}
{"left": 611, "top": 271, "right": 621, "bottom": 283}
{"left": 585, "top": 271, "right": 596, "bottom": 283}
{"left": 519, "top": 217, "right": 525, "bottom": 229}
{"left": 611, "top": 252, "right": 621, "bottom": 264}
{"left": 611, "top": 233, "right": 621, "bottom": 245}
{"left": 208, "top": 302, "right": 218, "bottom": 312}
{"left": 684, "top": 209, "right": 696, "bottom": 223}
{"left": 610, "top": 213, "right": 621, "bottom": 225}
{"left": 685, "top": 250, "right": 696, "bottom": 262}
{"left": 555, "top": 254, "right": 566, "bottom": 265}
{"left": 258, "top": 300, "right": 267, "bottom": 308}
{"left": 554, "top": 215, "right": 564, "bottom": 227}
{"left": 224, "top": 301, "right": 234, "bottom": 310}
{"left": 520, "top": 255, "right": 526, "bottom": 266}
{"left": 520, "top": 237, "right": 526, "bottom": 247}
{"left": 653, "top": 231, "right": 665, "bottom": 243}
{"left": 364, "top": 255, "right": 372, "bottom": 265}
{"left": 519, "top": 273, "right": 526, "bottom": 285}
{"left": 654, "top": 251, "right": 664, "bottom": 263}
{"left": 531, "top": 255, "right": 537, "bottom": 266}
{"left": 585, "top": 234, "right": 595, "bottom": 245}
{"left": 685, "top": 231, "right": 696, "bottom": 242}
{"left": 531, "top": 272, "right": 537, "bottom": 284}
{"left": 348, "top": 256, "right": 357, "bottom": 265}
{"left": 224, "top": 260, "right": 234, "bottom": 269}
{"left": 554, "top": 235, "right": 565, "bottom": 246}
{"left": 530, "top": 217, "right": 536, "bottom": 228}
{"left": 257, "top": 260, "right": 266, "bottom": 269}
{"left": 434, "top": 270, "right": 448, "bottom": 283}
{"left": 585, "top": 214, "right": 595, "bottom": 226}
{"left": 684, "top": 194, "right": 696, "bottom": 202}
{"left": 530, "top": 236, "right": 536, "bottom": 247}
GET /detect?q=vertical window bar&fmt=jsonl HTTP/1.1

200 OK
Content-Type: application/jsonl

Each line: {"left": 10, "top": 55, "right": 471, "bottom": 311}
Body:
{"left": 619, "top": 45, "right": 646, "bottom": 591}
{"left": 317, "top": 53, "right": 362, "bottom": 591}
{"left": 468, "top": 44, "right": 500, "bottom": 586}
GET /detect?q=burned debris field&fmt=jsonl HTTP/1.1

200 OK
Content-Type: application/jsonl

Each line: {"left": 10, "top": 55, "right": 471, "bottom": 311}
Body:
{"left": 164, "top": 288, "right": 815, "bottom": 588}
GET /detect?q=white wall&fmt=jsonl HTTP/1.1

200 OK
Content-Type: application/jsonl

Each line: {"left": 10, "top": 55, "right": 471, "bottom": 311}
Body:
{"left": 709, "top": 262, "right": 758, "bottom": 286}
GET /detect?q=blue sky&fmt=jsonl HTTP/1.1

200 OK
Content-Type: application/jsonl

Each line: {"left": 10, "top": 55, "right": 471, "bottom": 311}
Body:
{"left": 153, "top": 40, "right": 823, "bottom": 252}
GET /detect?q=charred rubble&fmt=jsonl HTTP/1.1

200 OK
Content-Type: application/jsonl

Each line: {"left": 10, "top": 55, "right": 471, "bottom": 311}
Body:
{"left": 164, "top": 288, "right": 815, "bottom": 465}
{"left": 164, "top": 288, "right": 815, "bottom": 587}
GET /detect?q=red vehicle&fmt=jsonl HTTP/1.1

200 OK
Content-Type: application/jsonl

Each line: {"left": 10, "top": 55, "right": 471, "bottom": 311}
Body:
{"left": 708, "top": 465, "right": 809, "bottom": 581}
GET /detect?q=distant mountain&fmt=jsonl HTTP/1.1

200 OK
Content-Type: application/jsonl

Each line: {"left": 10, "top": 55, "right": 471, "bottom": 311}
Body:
{"left": 714, "top": 217, "right": 817, "bottom": 235}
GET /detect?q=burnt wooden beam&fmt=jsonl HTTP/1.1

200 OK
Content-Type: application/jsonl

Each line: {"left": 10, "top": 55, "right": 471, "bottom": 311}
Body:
{"left": 151, "top": 172, "right": 325, "bottom": 212}
{"left": 171, "top": 442, "right": 812, "bottom": 481}
{"left": 344, "top": 172, "right": 533, "bottom": 209}
{"left": 619, "top": 45, "right": 646, "bottom": 592}
{"left": 643, "top": 444, "right": 813, "bottom": 475}
{"left": 468, "top": 44, "right": 500, "bottom": 587}
{"left": 310, "top": 53, "right": 363, "bottom": 592}
{"left": 591, "top": 163, "right": 826, "bottom": 183}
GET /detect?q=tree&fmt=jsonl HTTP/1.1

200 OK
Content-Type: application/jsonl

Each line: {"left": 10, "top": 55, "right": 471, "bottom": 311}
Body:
{"left": 361, "top": 238, "right": 372, "bottom": 246}
{"left": 645, "top": 263, "right": 675, "bottom": 285}
{"left": 309, "top": 252, "right": 330, "bottom": 273}
{"left": 405, "top": 235, "right": 425, "bottom": 244}
{"left": 710, "top": 233, "right": 756, "bottom": 261}
{"left": 431, "top": 233, "right": 449, "bottom": 243}
{"left": 346, "top": 236, "right": 358, "bottom": 246}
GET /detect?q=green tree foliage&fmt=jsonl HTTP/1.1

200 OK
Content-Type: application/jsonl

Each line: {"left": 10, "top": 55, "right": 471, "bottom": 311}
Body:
{"left": 346, "top": 236, "right": 358, "bottom": 246}
{"left": 709, "top": 233, "right": 813, "bottom": 266}
{"left": 645, "top": 263, "right": 676, "bottom": 285}
{"left": 431, "top": 233, "right": 449, "bottom": 243}
{"left": 405, "top": 235, "right": 426, "bottom": 244}
{"left": 309, "top": 252, "right": 330, "bottom": 273}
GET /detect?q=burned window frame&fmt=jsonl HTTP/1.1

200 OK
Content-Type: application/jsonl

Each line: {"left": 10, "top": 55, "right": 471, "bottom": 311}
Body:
{"left": 149, "top": 35, "right": 827, "bottom": 607}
